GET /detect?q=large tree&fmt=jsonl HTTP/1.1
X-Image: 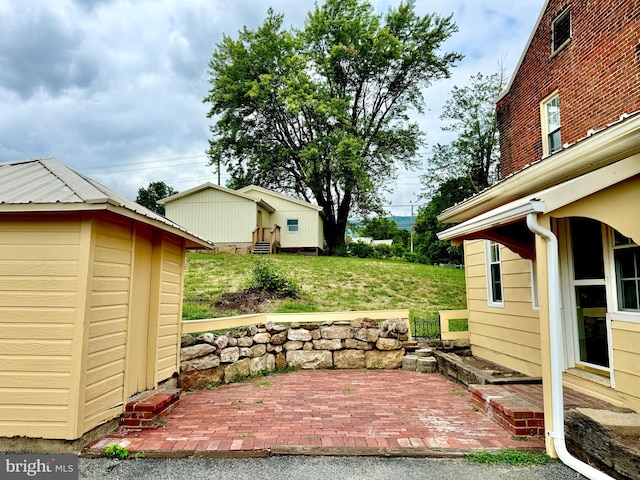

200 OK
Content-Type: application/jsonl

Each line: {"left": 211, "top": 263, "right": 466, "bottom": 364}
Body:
{"left": 414, "top": 176, "right": 475, "bottom": 264}
{"left": 135, "top": 181, "right": 178, "bottom": 216}
{"left": 421, "top": 70, "right": 505, "bottom": 199}
{"left": 204, "top": 0, "right": 461, "bottom": 252}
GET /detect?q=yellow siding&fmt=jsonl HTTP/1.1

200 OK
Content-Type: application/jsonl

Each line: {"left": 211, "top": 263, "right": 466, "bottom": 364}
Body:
{"left": 611, "top": 321, "right": 640, "bottom": 411}
{"left": 464, "top": 239, "right": 542, "bottom": 377}
{"left": 83, "top": 217, "right": 132, "bottom": 431}
{"left": 0, "top": 216, "right": 80, "bottom": 438}
{"left": 155, "top": 236, "right": 185, "bottom": 381}
{"left": 164, "top": 188, "right": 256, "bottom": 244}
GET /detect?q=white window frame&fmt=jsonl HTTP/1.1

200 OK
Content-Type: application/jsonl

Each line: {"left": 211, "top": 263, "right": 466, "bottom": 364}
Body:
{"left": 286, "top": 218, "right": 299, "bottom": 234}
{"left": 541, "top": 92, "right": 562, "bottom": 156}
{"left": 559, "top": 219, "right": 614, "bottom": 380}
{"left": 530, "top": 259, "right": 540, "bottom": 310}
{"left": 485, "top": 240, "right": 504, "bottom": 307}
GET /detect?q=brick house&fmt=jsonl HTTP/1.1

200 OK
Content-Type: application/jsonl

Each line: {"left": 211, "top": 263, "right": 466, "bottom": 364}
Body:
{"left": 438, "top": 0, "right": 640, "bottom": 474}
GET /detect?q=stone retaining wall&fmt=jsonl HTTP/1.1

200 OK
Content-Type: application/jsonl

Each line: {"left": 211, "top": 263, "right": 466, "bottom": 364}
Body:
{"left": 179, "top": 318, "right": 408, "bottom": 391}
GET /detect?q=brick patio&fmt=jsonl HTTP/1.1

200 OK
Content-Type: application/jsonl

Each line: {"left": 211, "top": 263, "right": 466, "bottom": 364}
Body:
{"left": 84, "top": 370, "right": 545, "bottom": 457}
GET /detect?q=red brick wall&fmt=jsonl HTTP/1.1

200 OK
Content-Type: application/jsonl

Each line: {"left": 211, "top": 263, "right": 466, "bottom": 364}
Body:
{"left": 497, "top": 0, "right": 640, "bottom": 177}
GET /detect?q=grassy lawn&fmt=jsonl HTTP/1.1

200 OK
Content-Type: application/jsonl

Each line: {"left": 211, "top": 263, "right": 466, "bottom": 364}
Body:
{"left": 183, "top": 253, "right": 467, "bottom": 325}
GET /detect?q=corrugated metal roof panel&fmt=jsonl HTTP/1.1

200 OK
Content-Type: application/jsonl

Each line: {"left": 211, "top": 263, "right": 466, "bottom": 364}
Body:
{"left": 0, "top": 157, "right": 212, "bottom": 248}
{"left": 0, "top": 159, "right": 85, "bottom": 203}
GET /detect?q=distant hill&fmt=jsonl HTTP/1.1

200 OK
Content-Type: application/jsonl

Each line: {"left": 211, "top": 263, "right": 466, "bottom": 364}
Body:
{"left": 348, "top": 216, "right": 414, "bottom": 237}
{"left": 389, "top": 216, "right": 413, "bottom": 232}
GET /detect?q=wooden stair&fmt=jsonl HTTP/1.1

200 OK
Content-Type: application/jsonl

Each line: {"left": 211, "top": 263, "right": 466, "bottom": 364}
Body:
{"left": 120, "top": 388, "right": 181, "bottom": 428}
{"left": 252, "top": 241, "right": 271, "bottom": 254}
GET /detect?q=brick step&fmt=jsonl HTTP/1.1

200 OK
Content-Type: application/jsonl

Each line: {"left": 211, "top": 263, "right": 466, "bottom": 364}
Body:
{"left": 470, "top": 384, "right": 545, "bottom": 437}
{"left": 120, "top": 388, "right": 181, "bottom": 428}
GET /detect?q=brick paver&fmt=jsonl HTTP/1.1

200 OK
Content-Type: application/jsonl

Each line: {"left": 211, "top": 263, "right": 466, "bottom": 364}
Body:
{"left": 85, "top": 370, "right": 544, "bottom": 456}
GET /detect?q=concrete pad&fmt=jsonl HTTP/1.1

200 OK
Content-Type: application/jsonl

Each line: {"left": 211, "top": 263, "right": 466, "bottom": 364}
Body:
{"left": 577, "top": 408, "right": 640, "bottom": 438}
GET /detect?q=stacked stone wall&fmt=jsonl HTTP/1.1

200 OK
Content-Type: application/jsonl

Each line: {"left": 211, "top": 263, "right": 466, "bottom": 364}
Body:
{"left": 179, "top": 318, "right": 408, "bottom": 390}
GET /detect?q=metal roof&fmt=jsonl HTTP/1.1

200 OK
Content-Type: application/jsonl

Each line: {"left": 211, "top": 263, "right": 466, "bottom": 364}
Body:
{"left": 0, "top": 157, "right": 212, "bottom": 248}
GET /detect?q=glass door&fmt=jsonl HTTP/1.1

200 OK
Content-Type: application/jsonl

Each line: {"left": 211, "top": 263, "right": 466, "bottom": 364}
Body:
{"left": 569, "top": 218, "right": 611, "bottom": 372}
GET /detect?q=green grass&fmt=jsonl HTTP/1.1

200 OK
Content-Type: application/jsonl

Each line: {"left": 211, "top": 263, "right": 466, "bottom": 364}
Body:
{"left": 467, "top": 449, "right": 551, "bottom": 466}
{"left": 183, "top": 253, "right": 467, "bottom": 323}
{"left": 449, "top": 318, "right": 469, "bottom": 332}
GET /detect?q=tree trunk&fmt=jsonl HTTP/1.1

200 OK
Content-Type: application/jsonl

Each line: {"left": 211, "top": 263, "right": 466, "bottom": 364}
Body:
{"left": 322, "top": 209, "right": 348, "bottom": 254}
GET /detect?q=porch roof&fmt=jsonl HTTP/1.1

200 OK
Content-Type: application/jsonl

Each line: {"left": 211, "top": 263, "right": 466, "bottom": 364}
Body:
{"left": 438, "top": 153, "right": 640, "bottom": 259}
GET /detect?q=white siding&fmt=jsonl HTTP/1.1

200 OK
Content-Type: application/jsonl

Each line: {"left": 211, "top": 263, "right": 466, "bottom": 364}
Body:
{"left": 243, "top": 189, "right": 323, "bottom": 249}
{"left": 164, "top": 188, "right": 256, "bottom": 244}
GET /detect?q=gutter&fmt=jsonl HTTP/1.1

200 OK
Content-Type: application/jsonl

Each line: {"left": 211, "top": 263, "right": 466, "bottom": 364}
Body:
{"left": 525, "top": 208, "right": 614, "bottom": 480}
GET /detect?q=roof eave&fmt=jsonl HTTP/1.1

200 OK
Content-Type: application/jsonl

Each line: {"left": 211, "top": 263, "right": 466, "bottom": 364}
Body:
{"left": 438, "top": 112, "right": 640, "bottom": 224}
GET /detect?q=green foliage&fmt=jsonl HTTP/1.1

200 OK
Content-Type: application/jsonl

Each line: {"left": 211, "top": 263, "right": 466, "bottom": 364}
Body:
{"left": 359, "top": 217, "right": 409, "bottom": 248}
{"left": 248, "top": 257, "right": 300, "bottom": 297}
{"left": 204, "top": 0, "right": 462, "bottom": 251}
{"left": 135, "top": 181, "right": 178, "bottom": 216}
{"left": 414, "top": 177, "right": 475, "bottom": 265}
{"left": 422, "top": 70, "right": 506, "bottom": 197}
{"left": 348, "top": 242, "right": 375, "bottom": 258}
{"left": 467, "top": 449, "right": 551, "bottom": 466}
{"left": 104, "top": 443, "right": 129, "bottom": 459}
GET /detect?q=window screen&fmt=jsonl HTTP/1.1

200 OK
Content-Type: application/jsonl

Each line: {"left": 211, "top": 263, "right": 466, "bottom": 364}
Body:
{"left": 552, "top": 9, "right": 571, "bottom": 52}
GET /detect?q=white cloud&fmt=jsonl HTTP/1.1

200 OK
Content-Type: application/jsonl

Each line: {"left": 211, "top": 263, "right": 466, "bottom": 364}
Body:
{"left": 0, "top": 0, "right": 545, "bottom": 208}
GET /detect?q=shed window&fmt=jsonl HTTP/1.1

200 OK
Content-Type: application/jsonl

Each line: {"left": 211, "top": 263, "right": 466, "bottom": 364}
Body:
{"left": 552, "top": 8, "right": 571, "bottom": 53}
{"left": 485, "top": 240, "right": 504, "bottom": 306}
{"left": 287, "top": 218, "right": 299, "bottom": 233}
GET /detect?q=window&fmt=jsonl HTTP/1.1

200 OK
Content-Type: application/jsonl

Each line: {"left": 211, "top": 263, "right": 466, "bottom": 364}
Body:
{"left": 552, "top": 8, "right": 571, "bottom": 53}
{"left": 613, "top": 231, "right": 640, "bottom": 311}
{"left": 485, "top": 240, "right": 503, "bottom": 306}
{"left": 286, "top": 218, "right": 299, "bottom": 233}
{"left": 541, "top": 93, "right": 562, "bottom": 155}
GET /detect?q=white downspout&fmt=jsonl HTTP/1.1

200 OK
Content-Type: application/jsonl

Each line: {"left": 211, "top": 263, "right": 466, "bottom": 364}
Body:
{"left": 526, "top": 210, "right": 613, "bottom": 480}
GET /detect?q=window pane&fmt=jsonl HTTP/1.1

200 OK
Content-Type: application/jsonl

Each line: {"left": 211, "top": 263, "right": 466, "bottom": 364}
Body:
{"left": 575, "top": 285, "right": 609, "bottom": 367}
{"left": 546, "top": 97, "right": 560, "bottom": 130}
{"left": 491, "top": 242, "right": 500, "bottom": 263}
{"left": 491, "top": 264, "right": 502, "bottom": 302}
{"left": 571, "top": 218, "right": 604, "bottom": 279}
{"left": 616, "top": 248, "right": 636, "bottom": 278}
{"left": 553, "top": 11, "right": 571, "bottom": 51}
{"left": 621, "top": 280, "right": 639, "bottom": 310}
{"left": 287, "top": 219, "right": 298, "bottom": 232}
{"left": 615, "top": 246, "right": 640, "bottom": 311}
{"left": 614, "top": 230, "right": 633, "bottom": 246}
{"left": 548, "top": 130, "right": 562, "bottom": 153}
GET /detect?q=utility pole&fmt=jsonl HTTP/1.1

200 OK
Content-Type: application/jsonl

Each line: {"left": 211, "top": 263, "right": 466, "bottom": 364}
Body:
{"left": 410, "top": 203, "right": 415, "bottom": 253}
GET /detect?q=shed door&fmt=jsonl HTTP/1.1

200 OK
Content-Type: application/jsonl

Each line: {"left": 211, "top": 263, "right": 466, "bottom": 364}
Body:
{"left": 125, "top": 223, "right": 153, "bottom": 397}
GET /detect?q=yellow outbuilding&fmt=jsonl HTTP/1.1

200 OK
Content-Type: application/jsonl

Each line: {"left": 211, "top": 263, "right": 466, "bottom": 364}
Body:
{"left": 0, "top": 157, "right": 211, "bottom": 449}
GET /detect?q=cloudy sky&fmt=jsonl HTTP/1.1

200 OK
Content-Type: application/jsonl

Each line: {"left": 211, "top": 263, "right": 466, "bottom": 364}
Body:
{"left": 0, "top": 0, "right": 545, "bottom": 216}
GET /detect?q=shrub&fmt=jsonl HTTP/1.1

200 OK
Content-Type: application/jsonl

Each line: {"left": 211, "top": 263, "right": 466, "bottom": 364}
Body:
{"left": 373, "top": 244, "right": 393, "bottom": 259}
{"left": 248, "top": 257, "right": 300, "bottom": 297}
{"left": 348, "top": 242, "right": 374, "bottom": 258}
